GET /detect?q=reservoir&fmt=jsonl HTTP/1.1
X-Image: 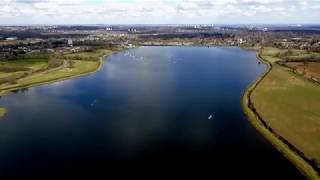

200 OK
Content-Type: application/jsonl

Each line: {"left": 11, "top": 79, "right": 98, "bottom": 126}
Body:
{"left": 0, "top": 47, "right": 302, "bottom": 178}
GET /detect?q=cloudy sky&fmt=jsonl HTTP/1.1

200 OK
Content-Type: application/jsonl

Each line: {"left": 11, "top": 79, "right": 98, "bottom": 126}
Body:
{"left": 1, "top": 0, "right": 320, "bottom": 24}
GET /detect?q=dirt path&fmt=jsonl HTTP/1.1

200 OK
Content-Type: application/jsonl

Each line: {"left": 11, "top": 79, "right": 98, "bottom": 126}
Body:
{"left": 0, "top": 60, "right": 69, "bottom": 90}
{"left": 18, "top": 60, "right": 69, "bottom": 82}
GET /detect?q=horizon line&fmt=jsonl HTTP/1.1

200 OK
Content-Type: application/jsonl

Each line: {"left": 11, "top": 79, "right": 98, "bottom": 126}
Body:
{"left": 1, "top": 23, "right": 320, "bottom": 26}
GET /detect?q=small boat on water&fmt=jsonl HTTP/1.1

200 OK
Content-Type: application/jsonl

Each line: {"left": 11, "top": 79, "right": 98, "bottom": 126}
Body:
{"left": 208, "top": 115, "right": 213, "bottom": 119}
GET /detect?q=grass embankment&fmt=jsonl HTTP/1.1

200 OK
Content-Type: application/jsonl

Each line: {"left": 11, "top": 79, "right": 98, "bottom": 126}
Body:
{"left": 0, "top": 108, "right": 6, "bottom": 118}
{"left": 12, "top": 60, "right": 100, "bottom": 88}
{"left": 0, "top": 49, "right": 116, "bottom": 117}
{"left": 243, "top": 47, "right": 320, "bottom": 179}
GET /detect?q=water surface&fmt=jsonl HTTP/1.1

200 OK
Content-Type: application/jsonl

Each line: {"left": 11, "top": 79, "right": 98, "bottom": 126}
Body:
{"left": 0, "top": 47, "right": 302, "bottom": 178}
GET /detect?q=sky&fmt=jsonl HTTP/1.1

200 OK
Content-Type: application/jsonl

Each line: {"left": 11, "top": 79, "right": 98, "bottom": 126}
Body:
{"left": 1, "top": 0, "right": 320, "bottom": 25}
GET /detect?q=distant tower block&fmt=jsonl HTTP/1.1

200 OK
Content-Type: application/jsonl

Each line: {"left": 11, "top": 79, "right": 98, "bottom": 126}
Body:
{"left": 67, "top": 39, "right": 73, "bottom": 47}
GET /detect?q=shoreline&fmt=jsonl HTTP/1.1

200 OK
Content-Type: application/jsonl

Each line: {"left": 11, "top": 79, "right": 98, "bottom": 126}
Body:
{"left": 0, "top": 51, "right": 118, "bottom": 118}
{"left": 0, "top": 108, "right": 6, "bottom": 117}
{"left": 241, "top": 50, "right": 320, "bottom": 179}
{"left": 0, "top": 46, "right": 318, "bottom": 178}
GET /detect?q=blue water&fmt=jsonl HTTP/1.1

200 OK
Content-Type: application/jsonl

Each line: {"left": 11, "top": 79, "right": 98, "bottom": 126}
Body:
{"left": 0, "top": 47, "right": 302, "bottom": 178}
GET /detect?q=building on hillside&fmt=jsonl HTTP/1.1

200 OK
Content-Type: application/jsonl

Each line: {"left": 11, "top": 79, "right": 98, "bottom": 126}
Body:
{"left": 67, "top": 39, "right": 73, "bottom": 47}
{"left": 6, "top": 37, "right": 17, "bottom": 41}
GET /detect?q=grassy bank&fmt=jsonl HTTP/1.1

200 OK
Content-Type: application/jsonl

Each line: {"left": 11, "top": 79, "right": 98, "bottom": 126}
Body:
{"left": 0, "top": 48, "right": 118, "bottom": 117}
{"left": 7, "top": 60, "right": 100, "bottom": 90}
{"left": 0, "top": 108, "right": 6, "bottom": 118}
{"left": 242, "top": 47, "right": 320, "bottom": 179}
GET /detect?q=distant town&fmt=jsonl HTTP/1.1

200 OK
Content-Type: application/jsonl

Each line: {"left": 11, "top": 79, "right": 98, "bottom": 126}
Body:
{"left": 1, "top": 24, "right": 320, "bottom": 61}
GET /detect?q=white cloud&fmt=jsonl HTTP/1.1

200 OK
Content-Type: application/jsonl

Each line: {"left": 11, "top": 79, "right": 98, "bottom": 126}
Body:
{"left": 0, "top": 0, "right": 319, "bottom": 24}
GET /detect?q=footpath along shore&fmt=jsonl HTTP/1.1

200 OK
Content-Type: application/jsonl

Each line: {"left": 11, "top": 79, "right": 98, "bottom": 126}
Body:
{"left": 242, "top": 48, "right": 320, "bottom": 179}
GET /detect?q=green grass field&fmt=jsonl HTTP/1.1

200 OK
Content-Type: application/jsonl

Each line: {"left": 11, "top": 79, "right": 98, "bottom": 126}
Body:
{"left": 0, "top": 59, "right": 48, "bottom": 77}
{"left": 0, "top": 59, "right": 48, "bottom": 85}
{"left": 251, "top": 48, "right": 320, "bottom": 171}
{"left": 64, "top": 49, "right": 113, "bottom": 61}
{"left": 0, "top": 59, "right": 48, "bottom": 69}
{"left": 0, "top": 49, "right": 113, "bottom": 88}
{"left": 15, "top": 60, "right": 100, "bottom": 86}
{"left": 252, "top": 64, "right": 320, "bottom": 159}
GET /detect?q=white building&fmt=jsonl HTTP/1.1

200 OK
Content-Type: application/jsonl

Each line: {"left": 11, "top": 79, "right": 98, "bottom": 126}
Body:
{"left": 67, "top": 39, "right": 73, "bottom": 47}
{"left": 6, "top": 37, "right": 17, "bottom": 41}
